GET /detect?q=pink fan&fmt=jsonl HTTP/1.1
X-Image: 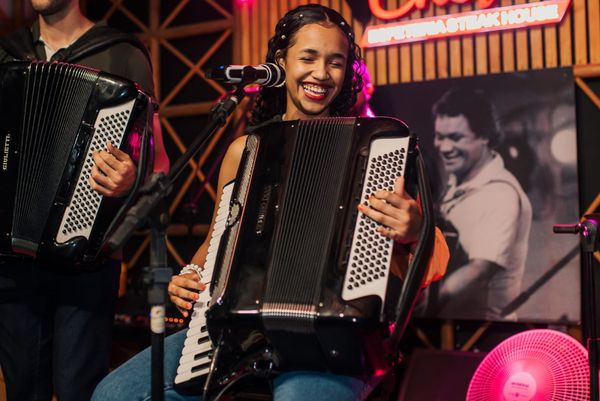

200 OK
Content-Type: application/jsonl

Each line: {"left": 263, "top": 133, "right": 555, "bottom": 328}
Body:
{"left": 467, "top": 329, "right": 589, "bottom": 401}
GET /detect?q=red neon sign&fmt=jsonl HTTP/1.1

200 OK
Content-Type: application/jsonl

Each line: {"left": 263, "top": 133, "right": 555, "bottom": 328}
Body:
{"left": 369, "top": 0, "right": 496, "bottom": 20}
{"left": 363, "top": 0, "right": 571, "bottom": 47}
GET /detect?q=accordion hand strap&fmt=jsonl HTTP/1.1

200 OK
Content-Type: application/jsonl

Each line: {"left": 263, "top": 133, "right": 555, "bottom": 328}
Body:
{"left": 390, "top": 145, "right": 436, "bottom": 350}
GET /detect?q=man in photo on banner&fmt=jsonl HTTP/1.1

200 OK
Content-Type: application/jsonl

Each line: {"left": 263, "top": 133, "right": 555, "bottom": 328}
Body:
{"left": 428, "top": 87, "right": 532, "bottom": 321}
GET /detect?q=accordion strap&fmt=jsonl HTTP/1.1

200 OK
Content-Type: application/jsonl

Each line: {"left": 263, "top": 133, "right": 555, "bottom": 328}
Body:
{"left": 56, "top": 24, "right": 151, "bottom": 67}
{"left": 0, "top": 27, "right": 37, "bottom": 61}
{"left": 0, "top": 22, "right": 151, "bottom": 68}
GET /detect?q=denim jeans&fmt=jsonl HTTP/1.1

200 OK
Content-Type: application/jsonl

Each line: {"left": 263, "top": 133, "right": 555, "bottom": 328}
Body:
{"left": 92, "top": 329, "right": 377, "bottom": 401}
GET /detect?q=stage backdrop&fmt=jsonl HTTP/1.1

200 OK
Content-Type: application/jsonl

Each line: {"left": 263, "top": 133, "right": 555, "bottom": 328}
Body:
{"left": 372, "top": 67, "right": 580, "bottom": 323}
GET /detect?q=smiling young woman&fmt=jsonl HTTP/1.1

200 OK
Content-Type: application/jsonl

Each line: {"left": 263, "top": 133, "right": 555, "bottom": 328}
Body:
{"left": 276, "top": 23, "right": 348, "bottom": 119}
{"left": 250, "top": 4, "right": 363, "bottom": 125}
{"left": 91, "top": 5, "right": 448, "bottom": 401}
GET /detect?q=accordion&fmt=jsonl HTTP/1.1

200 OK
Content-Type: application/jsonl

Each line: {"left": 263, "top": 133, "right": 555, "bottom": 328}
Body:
{"left": 0, "top": 61, "right": 154, "bottom": 268}
{"left": 176, "top": 117, "right": 423, "bottom": 393}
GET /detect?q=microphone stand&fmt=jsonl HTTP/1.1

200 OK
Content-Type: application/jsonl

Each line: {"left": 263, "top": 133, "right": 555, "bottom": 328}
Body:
{"left": 554, "top": 214, "right": 600, "bottom": 401}
{"left": 106, "top": 84, "right": 247, "bottom": 401}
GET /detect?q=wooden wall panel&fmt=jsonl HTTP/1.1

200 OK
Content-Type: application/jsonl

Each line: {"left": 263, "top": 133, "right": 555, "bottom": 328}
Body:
{"left": 234, "top": 0, "right": 599, "bottom": 84}
{"left": 461, "top": 4, "right": 475, "bottom": 77}
{"left": 399, "top": 0, "right": 412, "bottom": 82}
{"left": 448, "top": 5, "right": 463, "bottom": 77}
{"left": 435, "top": 5, "right": 449, "bottom": 79}
{"left": 544, "top": 25, "right": 558, "bottom": 68}
{"left": 589, "top": 0, "right": 600, "bottom": 63}
{"left": 411, "top": 9, "right": 424, "bottom": 82}
{"left": 559, "top": 5, "right": 573, "bottom": 65}
{"left": 529, "top": 0, "right": 544, "bottom": 70}
{"left": 515, "top": 0, "right": 530, "bottom": 70}
{"left": 423, "top": 6, "right": 436, "bottom": 81}
{"left": 573, "top": 0, "right": 588, "bottom": 65}
{"left": 488, "top": 31, "right": 501, "bottom": 73}
{"left": 387, "top": 0, "right": 400, "bottom": 84}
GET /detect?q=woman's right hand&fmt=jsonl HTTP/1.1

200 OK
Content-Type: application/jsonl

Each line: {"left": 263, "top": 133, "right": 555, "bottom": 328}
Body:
{"left": 168, "top": 273, "right": 206, "bottom": 317}
{"left": 167, "top": 136, "right": 246, "bottom": 318}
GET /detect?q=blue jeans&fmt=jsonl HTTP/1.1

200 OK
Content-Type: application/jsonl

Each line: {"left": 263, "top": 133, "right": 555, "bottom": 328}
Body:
{"left": 92, "top": 329, "right": 377, "bottom": 401}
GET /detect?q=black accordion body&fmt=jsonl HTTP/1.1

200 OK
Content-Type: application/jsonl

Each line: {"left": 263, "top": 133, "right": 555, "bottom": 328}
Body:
{"left": 0, "top": 61, "right": 154, "bottom": 268}
{"left": 176, "top": 117, "right": 418, "bottom": 393}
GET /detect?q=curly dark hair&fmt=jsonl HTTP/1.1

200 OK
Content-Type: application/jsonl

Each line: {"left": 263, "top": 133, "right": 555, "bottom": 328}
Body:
{"left": 250, "top": 4, "right": 364, "bottom": 125}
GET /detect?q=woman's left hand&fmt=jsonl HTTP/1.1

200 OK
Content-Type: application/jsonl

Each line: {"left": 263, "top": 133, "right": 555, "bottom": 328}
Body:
{"left": 358, "top": 176, "right": 422, "bottom": 248}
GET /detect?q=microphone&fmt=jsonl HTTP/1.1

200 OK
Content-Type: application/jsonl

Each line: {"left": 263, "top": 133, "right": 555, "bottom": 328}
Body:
{"left": 206, "top": 63, "right": 285, "bottom": 87}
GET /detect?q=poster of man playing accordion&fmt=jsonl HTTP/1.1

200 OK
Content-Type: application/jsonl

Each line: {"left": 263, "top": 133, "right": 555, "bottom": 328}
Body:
{"left": 372, "top": 67, "right": 580, "bottom": 323}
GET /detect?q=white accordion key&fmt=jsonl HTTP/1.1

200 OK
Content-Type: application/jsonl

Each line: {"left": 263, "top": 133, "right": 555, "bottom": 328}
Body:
{"left": 342, "top": 137, "right": 411, "bottom": 305}
{"left": 174, "top": 366, "right": 211, "bottom": 386}
{"left": 174, "top": 182, "right": 234, "bottom": 387}
{"left": 188, "top": 293, "right": 210, "bottom": 329}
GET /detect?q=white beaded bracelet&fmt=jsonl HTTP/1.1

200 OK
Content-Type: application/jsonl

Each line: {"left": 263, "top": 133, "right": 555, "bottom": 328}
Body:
{"left": 179, "top": 263, "right": 204, "bottom": 280}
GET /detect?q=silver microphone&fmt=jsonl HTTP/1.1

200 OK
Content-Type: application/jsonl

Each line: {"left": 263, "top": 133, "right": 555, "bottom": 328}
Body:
{"left": 206, "top": 63, "right": 285, "bottom": 87}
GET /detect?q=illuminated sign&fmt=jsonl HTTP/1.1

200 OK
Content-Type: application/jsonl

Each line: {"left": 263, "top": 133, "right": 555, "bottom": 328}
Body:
{"left": 369, "top": 0, "right": 496, "bottom": 20}
{"left": 363, "top": 0, "right": 570, "bottom": 47}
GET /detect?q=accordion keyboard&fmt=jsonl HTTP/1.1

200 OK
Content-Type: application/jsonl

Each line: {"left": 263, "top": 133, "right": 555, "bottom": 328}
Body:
{"left": 341, "top": 136, "right": 411, "bottom": 304}
{"left": 174, "top": 182, "right": 234, "bottom": 386}
{"left": 56, "top": 99, "right": 137, "bottom": 243}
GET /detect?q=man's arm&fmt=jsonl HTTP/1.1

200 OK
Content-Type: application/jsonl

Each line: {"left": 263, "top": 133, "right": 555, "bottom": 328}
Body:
{"left": 391, "top": 226, "right": 449, "bottom": 287}
{"left": 124, "top": 48, "right": 169, "bottom": 174}
{"left": 152, "top": 112, "right": 170, "bottom": 174}
{"left": 436, "top": 181, "right": 524, "bottom": 302}
{"left": 437, "top": 258, "right": 501, "bottom": 304}
{"left": 89, "top": 47, "right": 169, "bottom": 195}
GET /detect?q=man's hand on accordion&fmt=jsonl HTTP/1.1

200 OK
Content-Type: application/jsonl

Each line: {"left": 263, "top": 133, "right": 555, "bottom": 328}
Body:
{"left": 89, "top": 141, "right": 136, "bottom": 197}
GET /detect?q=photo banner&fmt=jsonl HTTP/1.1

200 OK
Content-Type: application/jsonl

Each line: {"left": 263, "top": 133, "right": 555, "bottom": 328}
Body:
{"left": 371, "top": 68, "right": 580, "bottom": 323}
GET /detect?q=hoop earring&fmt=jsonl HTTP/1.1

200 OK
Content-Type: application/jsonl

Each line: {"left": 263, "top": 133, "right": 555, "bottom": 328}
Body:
{"left": 274, "top": 60, "right": 286, "bottom": 87}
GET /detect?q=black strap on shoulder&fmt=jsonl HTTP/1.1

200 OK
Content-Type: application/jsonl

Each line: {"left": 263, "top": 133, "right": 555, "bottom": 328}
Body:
{"left": 0, "top": 27, "right": 37, "bottom": 61}
{"left": 54, "top": 24, "right": 151, "bottom": 66}
{"left": 245, "top": 115, "right": 283, "bottom": 134}
{"left": 0, "top": 23, "right": 151, "bottom": 66}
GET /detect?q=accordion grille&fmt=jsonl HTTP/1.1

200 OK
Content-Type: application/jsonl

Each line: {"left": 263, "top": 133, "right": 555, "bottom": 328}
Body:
{"left": 263, "top": 118, "right": 355, "bottom": 325}
{"left": 56, "top": 99, "right": 135, "bottom": 243}
{"left": 14, "top": 62, "right": 98, "bottom": 248}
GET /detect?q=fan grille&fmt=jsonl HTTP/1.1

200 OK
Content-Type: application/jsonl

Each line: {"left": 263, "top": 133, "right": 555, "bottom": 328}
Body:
{"left": 467, "top": 329, "right": 589, "bottom": 401}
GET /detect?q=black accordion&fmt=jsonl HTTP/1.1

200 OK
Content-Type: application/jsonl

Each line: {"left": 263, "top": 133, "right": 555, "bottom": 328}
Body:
{"left": 176, "top": 117, "right": 427, "bottom": 394}
{"left": 0, "top": 61, "right": 154, "bottom": 268}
